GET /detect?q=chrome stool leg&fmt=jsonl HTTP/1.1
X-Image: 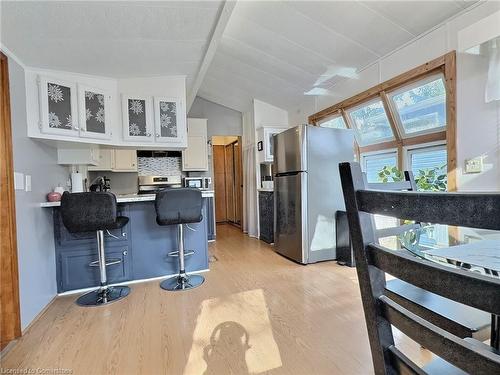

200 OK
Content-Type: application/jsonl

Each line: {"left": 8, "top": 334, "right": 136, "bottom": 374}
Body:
{"left": 76, "top": 230, "right": 130, "bottom": 306}
{"left": 161, "top": 224, "right": 205, "bottom": 291}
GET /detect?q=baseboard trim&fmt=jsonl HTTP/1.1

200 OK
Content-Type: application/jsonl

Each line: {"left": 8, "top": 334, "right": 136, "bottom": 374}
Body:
{"left": 21, "top": 295, "right": 58, "bottom": 336}
{"left": 57, "top": 268, "right": 210, "bottom": 296}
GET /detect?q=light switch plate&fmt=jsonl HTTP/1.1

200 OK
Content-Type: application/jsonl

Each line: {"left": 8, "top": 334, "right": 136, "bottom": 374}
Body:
{"left": 25, "top": 175, "right": 32, "bottom": 192}
{"left": 14, "top": 172, "right": 24, "bottom": 190}
{"left": 464, "top": 157, "right": 483, "bottom": 174}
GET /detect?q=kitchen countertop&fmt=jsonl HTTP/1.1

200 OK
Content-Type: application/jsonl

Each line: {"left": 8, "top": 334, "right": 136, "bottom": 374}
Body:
{"left": 40, "top": 190, "right": 215, "bottom": 207}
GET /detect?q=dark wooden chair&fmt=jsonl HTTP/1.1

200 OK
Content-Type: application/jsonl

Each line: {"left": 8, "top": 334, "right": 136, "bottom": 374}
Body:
{"left": 339, "top": 162, "right": 500, "bottom": 374}
{"left": 365, "top": 172, "right": 491, "bottom": 342}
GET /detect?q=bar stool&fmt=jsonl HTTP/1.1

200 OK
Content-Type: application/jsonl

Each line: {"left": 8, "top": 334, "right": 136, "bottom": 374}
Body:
{"left": 60, "top": 191, "right": 130, "bottom": 306}
{"left": 155, "top": 188, "right": 205, "bottom": 291}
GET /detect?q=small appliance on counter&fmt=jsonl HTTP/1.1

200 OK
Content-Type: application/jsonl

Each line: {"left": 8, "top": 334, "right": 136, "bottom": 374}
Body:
{"left": 183, "top": 176, "right": 211, "bottom": 190}
{"left": 71, "top": 172, "right": 84, "bottom": 193}
{"left": 89, "top": 176, "right": 111, "bottom": 192}
{"left": 138, "top": 175, "right": 182, "bottom": 194}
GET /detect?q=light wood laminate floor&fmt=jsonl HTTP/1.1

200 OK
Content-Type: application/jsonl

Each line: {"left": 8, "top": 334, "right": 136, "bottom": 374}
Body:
{"left": 1, "top": 224, "right": 431, "bottom": 374}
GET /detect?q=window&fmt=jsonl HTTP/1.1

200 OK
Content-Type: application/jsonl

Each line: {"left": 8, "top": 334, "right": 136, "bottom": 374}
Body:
{"left": 362, "top": 151, "right": 398, "bottom": 183}
{"left": 347, "top": 98, "right": 394, "bottom": 146}
{"left": 407, "top": 145, "right": 447, "bottom": 191}
{"left": 318, "top": 114, "right": 346, "bottom": 129}
{"left": 389, "top": 74, "right": 446, "bottom": 137}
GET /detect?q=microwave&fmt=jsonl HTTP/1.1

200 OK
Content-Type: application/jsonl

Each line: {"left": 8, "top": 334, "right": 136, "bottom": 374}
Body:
{"left": 184, "top": 177, "right": 211, "bottom": 190}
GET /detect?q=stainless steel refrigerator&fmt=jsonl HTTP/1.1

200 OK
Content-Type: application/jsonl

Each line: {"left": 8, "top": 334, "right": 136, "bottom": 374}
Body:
{"left": 273, "top": 125, "right": 354, "bottom": 264}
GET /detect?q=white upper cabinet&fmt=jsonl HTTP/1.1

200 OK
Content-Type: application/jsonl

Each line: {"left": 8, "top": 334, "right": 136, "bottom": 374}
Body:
{"left": 182, "top": 118, "right": 208, "bottom": 171}
{"left": 38, "top": 75, "right": 79, "bottom": 137}
{"left": 78, "top": 84, "right": 112, "bottom": 140}
{"left": 29, "top": 70, "right": 187, "bottom": 149}
{"left": 153, "top": 97, "right": 186, "bottom": 144}
{"left": 122, "top": 95, "right": 154, "bottom": 142}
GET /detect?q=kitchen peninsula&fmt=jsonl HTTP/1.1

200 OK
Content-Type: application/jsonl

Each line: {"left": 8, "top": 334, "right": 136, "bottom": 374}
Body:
{"left": 41, "top": 191, "right": 214, "bottom": 293}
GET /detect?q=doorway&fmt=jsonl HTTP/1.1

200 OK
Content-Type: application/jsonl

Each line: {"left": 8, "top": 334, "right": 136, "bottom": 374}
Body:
{"left": 212, "top": 136, "right": 243, "bottom": 227}
{"left": 0, "top": 51, "right": 22, "bottom": 350}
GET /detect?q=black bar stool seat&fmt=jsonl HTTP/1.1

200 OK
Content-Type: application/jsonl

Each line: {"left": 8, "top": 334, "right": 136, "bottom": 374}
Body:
{"left": 61, "top": 191, "right": 130, "bottom": 306}
{"left": 155, "top": 188, "right": 204, "bottom": 291}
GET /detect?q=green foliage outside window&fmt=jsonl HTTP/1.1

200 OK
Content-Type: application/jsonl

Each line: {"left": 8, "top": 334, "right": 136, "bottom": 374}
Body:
{"left": 377, "top": 165, "right": 447, "bottom": 192}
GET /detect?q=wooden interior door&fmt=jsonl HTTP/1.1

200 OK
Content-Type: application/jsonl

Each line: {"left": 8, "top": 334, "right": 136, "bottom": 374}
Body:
{"left": 0, "top": 52, "right": 21, "bottom": 350}
{"left": 224, "top": 143, "right": 235, "bottom": 223}
{"left": 233, "top": 139, "right": 243, "bottom": 226}
{"left": 213, "top": 145, "right": 227, "bottom": 223}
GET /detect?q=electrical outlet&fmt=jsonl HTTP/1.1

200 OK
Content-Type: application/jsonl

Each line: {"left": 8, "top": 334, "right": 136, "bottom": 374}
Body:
{"left": 464, "top": 157, "right": 483, "bottom": 174}
{"left": 25, "top": 175, "right": 32, "bottom": 192}
{"left": 14, "top": 172, "right": 24, "bottom": 190}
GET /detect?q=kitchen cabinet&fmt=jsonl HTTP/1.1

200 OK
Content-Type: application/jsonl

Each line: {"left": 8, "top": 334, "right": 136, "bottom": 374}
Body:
{"left": 38, "top": 75, "right": 79, "bottom": 137}
{"left": 88, "top": 149, "right": 113, "bottom": 171}
{"left": 58, "top": 246, "right": 131, "bottom": 292}
{"left": 77, "top": 84, "right": 112, "bottom": 140}
{"left": 182, "top": 118, "right": 208, "bottom": 171}
{"left": 57, "top": 147, "right": 99, "bottom": 166}
{"left": 153, "top": 97, "right": 186, "bottom": 145}
{"left": 122, "top": 95, "right": 154, "bottom": 142}
{"left": 259, "top": 190, "right": 274, "bottom": 244}
{"left": 256, "top": 127, "right": 286, "bottom": 164}
{"left": 38, "top": 75, "right": 113, "bottom": 141}
{"left": 113, "top": 149, "right": 138, "bottom": 172}
{"left": 88, "top": 149, "right": 137, "bottom": 172}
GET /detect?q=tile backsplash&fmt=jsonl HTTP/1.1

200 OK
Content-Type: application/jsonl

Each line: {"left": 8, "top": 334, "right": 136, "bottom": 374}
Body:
{"left": 137, "top": 156, "right": 182, "bottom": 176}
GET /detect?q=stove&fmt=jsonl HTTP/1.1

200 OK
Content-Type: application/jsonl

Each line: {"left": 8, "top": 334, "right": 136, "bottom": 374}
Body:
{"left": 138, "top": 175, "right": 182, "bottom": 194}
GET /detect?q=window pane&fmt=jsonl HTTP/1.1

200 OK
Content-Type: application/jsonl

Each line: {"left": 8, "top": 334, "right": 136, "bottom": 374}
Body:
{"left": 410, "top": 147, "right": 447, "bottom": 191}
{"left": 391, "top": 77, "right": 446, "bottom": 135}
{"left": 364, "top": 153, "right": 397, "bottom": 183}
{"left": 319, "top": 116, "right": 346, "bottom": 129}
{"left": 348, "top": 100, "right": 394, "bottom": 145}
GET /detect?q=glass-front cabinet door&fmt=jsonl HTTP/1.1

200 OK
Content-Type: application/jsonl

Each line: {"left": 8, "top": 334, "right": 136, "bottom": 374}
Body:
{"left": 153, "top": 97, "right": 185, "bottom": 144}
{"left": 78, "top": 84, "right": 112, "bottom": 140}
{"left": 122, "top": 95, "right": 154, "bottom": 142}
{"left": 38, "top": 75, "right": 79, "bottom": 136}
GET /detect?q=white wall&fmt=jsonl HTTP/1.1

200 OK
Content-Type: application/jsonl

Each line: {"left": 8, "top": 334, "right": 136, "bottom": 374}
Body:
{"left": 293, "top": 1, "right": 500, "bottom": 191}
{"left": 189, "top": 96, "right": 242, "bottom": 137}
{"left": 253, "top": 98, "right": 289, "bottom": 129}
{"left": 8, "top": 56, "right": 69, "bottom": 330}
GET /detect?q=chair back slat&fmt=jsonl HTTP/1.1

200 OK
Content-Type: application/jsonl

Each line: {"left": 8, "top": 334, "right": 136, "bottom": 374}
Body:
{"left": 387, "top": 346, "right": 426, "bottom": 375}
{"left": 367, "top": 181, "right": 413, "bottom": 191}
{"left": 338, "top": 162, "right": 500, "bottom": 374}
{"left": 368, "top": 244, "right": 500, "bottom": 315}
{"left": 357, "top": 190, "right": 500, "bottom": 231}
{"left": 381, "top": 296, "right": 500, "bottom": 374}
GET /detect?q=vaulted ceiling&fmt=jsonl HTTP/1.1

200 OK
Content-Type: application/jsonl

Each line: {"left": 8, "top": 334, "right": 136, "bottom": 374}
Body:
{"left": 1, "top": 1, "right": 477, "bottom": 114}
{"left": 199, "top": 0, "right": 476, "bottom": 112}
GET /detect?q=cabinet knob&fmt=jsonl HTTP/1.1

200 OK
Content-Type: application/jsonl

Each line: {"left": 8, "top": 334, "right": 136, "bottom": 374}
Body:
{"left": 73, "top": 126, "right": 80, "bottom": 130}
{"left": 156, "top": 133, "right": 160, "bottom": 138}
{"left": 123, "top": 250, "right": 128, "bottom": 256}
{"left": 146, "top": 133, "right": 152, "bottom": 137}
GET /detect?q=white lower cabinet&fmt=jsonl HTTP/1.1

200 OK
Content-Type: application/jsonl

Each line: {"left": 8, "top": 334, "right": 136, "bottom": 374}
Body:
{"left": 182, "top": 118, "right": 208, "bottom": 171}
{"left": 88, "top": 149, "right": 137, "bottom": 172}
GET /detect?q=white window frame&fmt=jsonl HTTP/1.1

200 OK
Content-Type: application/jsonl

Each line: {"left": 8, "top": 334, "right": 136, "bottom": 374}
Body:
{"left": 403, "top": 141, "right": 447, "bottom": 172}
{"left": 360, "top": 148, "right": 399, "bottom": 175}
{"left": 387, "top": 73, "right": 447, "bottom": 139}
{"left": 346, "top": 96, "right": 395, "bottom": 146}
{"left": 317, "top": 112, "right": 346, "bottom": 129}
